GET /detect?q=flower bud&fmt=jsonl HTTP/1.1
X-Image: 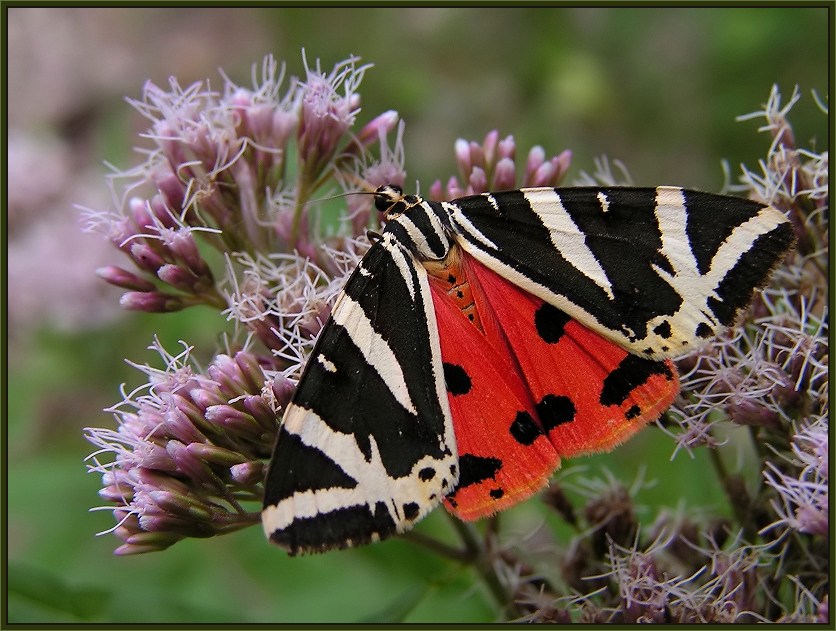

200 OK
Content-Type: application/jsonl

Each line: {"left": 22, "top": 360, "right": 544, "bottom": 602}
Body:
{"left": 481, "top": 130, "right": 499, "bottom": 166}
{"left": 166, "top": 441, "right": 218, "bottom": 487}
{"left": 352, "top": 110, "right": 399, "bottom": 149}
{"left": 234, "top": 351, "right": 268, "bottom": 392}
{"left": 525, "top": 145, "right": 546, "bottom": 183}
{"left": 115, "top": 537, "right": 180, "bottom": 555}
{"left": 493, "top": 157, "right": 517, "bottom": 191}
{"left": 230, "top": 461, "right": 264, "bottom": 486}
{"left": 551, "top": 149, "right": 573, "bottom": 184}
{"left": 137, "top": 513, "right": 211, "bottom": 537}
{"left": 442, "top": 176, "right": 463, "bottom": 200}
{"left": 207, "top": 354, "right": 250, "bottom": 397}
{"left": 152, "top": 173, "right": 187, "bottom": 218}
{"left": 530, "top": 161, "right": 557, "bottom": 188}
{"left": 157, "top": 264, "right": 201, "bottom": 292}
{"left": 205, "top": 405, "right": 261, "bottom": 438}
{"left": 497, "top": 134, "right": 516, "bottom": 160}
{"left": 164, "top": 400, "right": 209, "bottom": 444}
{"left": 99, "top": 485, "right": 133, "bottom": 503}
{"left": 146, "top": 489, "right": 213, "bottom": 522}
{"left": 455, "top": 138, "right": 471, "bottom": 179}
{"left": 96, "top": 266, "right": 156, "bottom": 292}
{"left": 189, "top": 385, "right": 228, "bottom": 411}
{"left": 428, "top": 179, "right": 444, "bottom": 201}
{"left": 120, "top": 291, "right": 184, "bottom": 313}
{"left": 129, "top": 242, "right": 165, "bottom": 273}
{"left": 186, "top": 442, "right": 248, "bottom": 467}
{"left": 166, "top": 229, "right": 209, "bottom": 276}
{"left": 241, "top": 394, "right": 276, "bottom": 430}
{"left": 468, "top": 167, "right": 488, "bottom": 195}
{"left": 271, "top": 374, "right": 296, "bottom": 409}
{"left": 128, "top": 196, "right": 153, "bottom": 232}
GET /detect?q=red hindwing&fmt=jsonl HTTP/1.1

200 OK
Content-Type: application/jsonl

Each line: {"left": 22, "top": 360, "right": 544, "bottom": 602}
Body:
{"left": 426, "top": 248, "right": 679, "bottom": 521}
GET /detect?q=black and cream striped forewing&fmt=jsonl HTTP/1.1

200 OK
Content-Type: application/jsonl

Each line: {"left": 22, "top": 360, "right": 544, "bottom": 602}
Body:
{"left": 444, "top": 186, "right": 794, "bottom": 359}
{"left": 262, "top": 233, "right": 458, "bottom": 555}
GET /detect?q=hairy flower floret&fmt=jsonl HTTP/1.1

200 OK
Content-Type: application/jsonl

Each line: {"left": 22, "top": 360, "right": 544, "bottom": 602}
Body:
{"left": 84, "top": 339, "right": 272, "bottom": 554}
{"left": 762, "top": 413, "right": 828, "bottom": 536}
{"left": 297, "top": 53, "right": 370, "bottom": 185}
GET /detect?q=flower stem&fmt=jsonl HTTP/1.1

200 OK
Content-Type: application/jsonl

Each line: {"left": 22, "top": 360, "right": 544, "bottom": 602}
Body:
{"left": 447, "top": 515, "right": 523, "bottom": 620}
{"left": 400, "top": 530, "right": 473, "bottom": 563}
{"left": 708, "top": 443, "right": 760, "bottom": 542}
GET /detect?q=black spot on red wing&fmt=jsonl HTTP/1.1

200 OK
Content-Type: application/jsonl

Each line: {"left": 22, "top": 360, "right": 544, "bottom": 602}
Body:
{"left": 509, "top": 411, "right": 543, "bottom": 446}
{"left": 653, "top": 321, "right": 672, "bottom": 338}
{"left": 489, "top": 488, "right": 505, "bottom": 499}
{"left": 403, "top": 502, "right": 420, "bottom": 520}
{"left": 695, "top": 322, "right": 713, "bottom": 338}
{"left": 600, "top": 355, "right": 674, "bottom": 407}
{"left": 468, "top": 314, "right": 475, "bottom": 321}
{"left": 536, "top": 394, "right": 576, "bottom": 431}
{"left": 625, "top": 405, "right": 641, "bottom": 419}
{"left": 419, "top": 467, "right": 436, "bottom": 481}
{"left": 456, "top": 290, "right": 464, "bottom": 298}
{"left": 447, "top": 274, "right": 456, "bottom": 283}
{"left": 456, "top": 454, "right": 502, "bottom": 489}
{"left": 534, "top": 303, "right": 571, "bottom": 344}
{"left": 443, "top": 362, "right": 472, "bottom": 395}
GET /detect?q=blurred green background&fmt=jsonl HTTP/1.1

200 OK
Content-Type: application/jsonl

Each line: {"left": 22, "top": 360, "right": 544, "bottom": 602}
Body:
{"left": 5, "top": 6, "right": 829, "bottom": 623}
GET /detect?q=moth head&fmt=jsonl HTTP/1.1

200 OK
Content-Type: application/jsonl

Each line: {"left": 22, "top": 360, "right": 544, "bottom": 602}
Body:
{"left": 374, "top": 184, "right": 422, "bottom": 219}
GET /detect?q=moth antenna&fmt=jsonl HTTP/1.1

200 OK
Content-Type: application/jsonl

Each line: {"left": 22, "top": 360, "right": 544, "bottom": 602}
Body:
{"left": 333, "top": 171, "right": 379, "bottom": 195}
{"left": 313, "top": 189, "right": 373, "bottom": 203}
{"left": 311, "top": 171, "right": 381, "bottom": 205}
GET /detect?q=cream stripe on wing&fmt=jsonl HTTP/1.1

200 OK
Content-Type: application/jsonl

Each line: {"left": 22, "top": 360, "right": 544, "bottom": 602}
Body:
{"left": 330, "top": 293, "right": 418, "bottom": 416}
{"left": 522, "top": 188, "right": 615, "bottom": 300}
{"left": 444, "top": 202, "right": 500, "bottom": 251}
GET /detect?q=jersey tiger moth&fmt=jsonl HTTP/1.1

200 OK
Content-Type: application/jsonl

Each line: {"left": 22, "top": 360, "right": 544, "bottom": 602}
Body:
{"left": 262, "top": 184, "right": 794, "bottom": 555}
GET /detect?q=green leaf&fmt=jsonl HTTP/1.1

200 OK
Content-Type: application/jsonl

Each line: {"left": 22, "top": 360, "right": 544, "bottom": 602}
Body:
{"left": 8, "top": 562, "right": 111, "bottom": 621}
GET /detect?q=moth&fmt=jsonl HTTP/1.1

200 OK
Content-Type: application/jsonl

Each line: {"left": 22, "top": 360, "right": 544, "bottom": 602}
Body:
{"left": 262, "top": 184, "right": 794, "bottom": 555}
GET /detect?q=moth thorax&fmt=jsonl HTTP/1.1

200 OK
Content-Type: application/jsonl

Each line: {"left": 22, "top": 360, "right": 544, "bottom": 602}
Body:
{"left": 383, "top": 202, "right": 454, "bottom": 263}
